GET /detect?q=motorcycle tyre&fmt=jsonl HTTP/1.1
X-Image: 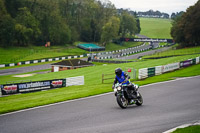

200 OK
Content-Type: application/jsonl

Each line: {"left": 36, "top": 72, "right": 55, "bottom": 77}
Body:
{"left": 136, "top": 92, "right": 143, "bottom": 106}
{"left": 116, "top": 95, "right": 128, "bottom": 109}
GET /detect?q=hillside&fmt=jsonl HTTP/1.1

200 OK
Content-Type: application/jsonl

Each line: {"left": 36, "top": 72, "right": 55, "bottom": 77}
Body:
{"left": 139, "top": 18, "right": 172, "bottom": 39}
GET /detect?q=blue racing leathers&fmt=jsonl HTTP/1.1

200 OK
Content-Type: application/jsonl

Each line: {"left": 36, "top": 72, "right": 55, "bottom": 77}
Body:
{"left": 114, "top": 71, "right": 130, "bottom": 85}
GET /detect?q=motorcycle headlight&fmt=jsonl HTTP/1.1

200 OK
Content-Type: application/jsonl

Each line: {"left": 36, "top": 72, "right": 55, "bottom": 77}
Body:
{"left": 134, "top": 84, "right": 139, "bottom": 90}
{"left": 117, "top": 86, "right": 121, "bottom": 91}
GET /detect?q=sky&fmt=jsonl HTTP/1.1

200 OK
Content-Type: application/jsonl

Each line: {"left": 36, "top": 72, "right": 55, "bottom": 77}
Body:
{"left": 106, "top": 0, "right": 198, "bottom": 15}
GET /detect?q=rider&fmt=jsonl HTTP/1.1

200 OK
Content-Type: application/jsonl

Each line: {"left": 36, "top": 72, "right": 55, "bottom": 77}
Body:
{"left": 112, "top": 68, "right": 137, "bottom": 99}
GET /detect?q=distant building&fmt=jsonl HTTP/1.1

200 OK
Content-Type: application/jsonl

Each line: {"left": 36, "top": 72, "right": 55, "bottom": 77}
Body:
{"left": 51, "top": 59, "right": 94, "bottom": 72}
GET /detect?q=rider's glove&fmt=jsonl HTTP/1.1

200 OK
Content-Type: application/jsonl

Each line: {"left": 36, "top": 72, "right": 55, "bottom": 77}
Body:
{"left": 123, "top": 78, "right": 128, "bottom": 83}
{"left": 112, "top": 85, "right": 115, "bottom": 89}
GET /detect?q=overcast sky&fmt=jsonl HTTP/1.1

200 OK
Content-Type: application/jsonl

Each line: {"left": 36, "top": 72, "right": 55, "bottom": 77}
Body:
{"left": 106, "top": 0, "right": 198, "bottom": 15}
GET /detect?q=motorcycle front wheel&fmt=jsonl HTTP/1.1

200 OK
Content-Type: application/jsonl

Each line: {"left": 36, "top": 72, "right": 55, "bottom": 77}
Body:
{"left": 116, "top": 95, "right": 128, "bottom": 109}
{"left": 136, "top": 92, "right": 143, "bottom": 106}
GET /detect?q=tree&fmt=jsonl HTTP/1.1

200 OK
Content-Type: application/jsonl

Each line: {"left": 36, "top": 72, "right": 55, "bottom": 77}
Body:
{"left": 15, "top": 7, "right": 41, "bottom": 46}
{"left": 120, "top": 12, "right": 138, "bottom": 38}
{"left": 101, "top": 16, "right": 120, "bottom": 46}
{"left": 171, "top": 0, "right": 200, "bottom": 47}
{"left": 0, "top": 0, "right": 140, "bottom": 47}
{"left": 30, "top": 0, "right": 71, "bottom": 45}
{"left": 0, "top": 0, "right": 16, "bottom": 47}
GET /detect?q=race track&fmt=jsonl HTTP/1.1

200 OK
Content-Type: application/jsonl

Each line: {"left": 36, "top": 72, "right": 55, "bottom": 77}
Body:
{"left": 0, "top": 76, "right": 200, "bottom": 133}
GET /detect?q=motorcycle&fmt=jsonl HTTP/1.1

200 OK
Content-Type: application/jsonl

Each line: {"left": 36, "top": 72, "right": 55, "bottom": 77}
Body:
{"left": 114, "top": 82, "right": 143, "bottom": 109}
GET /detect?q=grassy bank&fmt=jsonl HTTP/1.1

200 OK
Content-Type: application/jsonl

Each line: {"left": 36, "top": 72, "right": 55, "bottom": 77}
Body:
{"left": 140, "top": 18, "right": 172, "bottom": 39}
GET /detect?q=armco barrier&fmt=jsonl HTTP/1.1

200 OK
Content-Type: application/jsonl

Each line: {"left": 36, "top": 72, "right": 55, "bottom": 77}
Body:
{"left": 0, "top": 76, "right": 84, "bottom": 96}
{"left": 138, "top": 57, "right": 200, "bottom": 79}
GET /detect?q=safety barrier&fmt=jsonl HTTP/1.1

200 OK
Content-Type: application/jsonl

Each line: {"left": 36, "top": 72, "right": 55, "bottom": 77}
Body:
{"left": 138, "top": 57, "right": 200, "bottom": 79}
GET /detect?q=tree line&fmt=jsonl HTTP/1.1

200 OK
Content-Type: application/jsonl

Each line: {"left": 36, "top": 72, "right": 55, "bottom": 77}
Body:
{"left": 137, "top": 10, "right": 169, "bottom": 18}
{"left": 0, "top": 0, "right": 140, "bottom": 47}
{"left": 171, "top": 0, "right": 200, "bottom": 47}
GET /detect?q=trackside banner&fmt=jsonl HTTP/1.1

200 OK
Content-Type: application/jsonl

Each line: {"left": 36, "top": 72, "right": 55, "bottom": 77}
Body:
{"left": 1, "top": 84, "right": 18, "bottom": 95}
{"left": 162, "top": 63, "right": 180, "bottom": 73}
{"left": 180, "top": 60, "right": 193, "bottom": 67}
{"left": 120, "top": 38, "right": 173, "bottom": 43}
{"left": 1, "top": 79, "right": 66, "bottom": 95}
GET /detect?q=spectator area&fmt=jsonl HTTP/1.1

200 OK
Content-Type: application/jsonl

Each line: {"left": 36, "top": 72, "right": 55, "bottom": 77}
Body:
{"left": 77, "top": 43, "right": 105, "bottom": 51}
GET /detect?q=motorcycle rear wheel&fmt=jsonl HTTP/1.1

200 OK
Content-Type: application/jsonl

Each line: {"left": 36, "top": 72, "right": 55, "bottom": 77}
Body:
{"left": 116, "top": 95, "right": 128, "bottom": 109}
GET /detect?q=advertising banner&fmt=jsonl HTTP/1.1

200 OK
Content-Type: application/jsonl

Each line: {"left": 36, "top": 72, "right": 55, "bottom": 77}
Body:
{"left": 180, "top": 60, "right": 193, "bottom": 67}
{"left": 51, "top": 79, "right": 66, "bottom": 88}
{"left": 148, "top": 67, "right": 155, "bottom": 77}
{"left": 66, "top": 76, "right": 84, "bottom": 87}
{"left": 18, "top": 79, "right": 66, "bottom": 93}
{"left": 0, "top": 79, "right": 66, "bottom": 95}
{"left": 18, "top": 81, "right": 51, "bottom": 93}
{"left": 120, "top": 38, "right": 173, "bottom": 43}
{"left": 1, "top": 84, "right": 18, "bottom": 95}
{"left": 162, "top": 62, "right": 180, "bottom": 73}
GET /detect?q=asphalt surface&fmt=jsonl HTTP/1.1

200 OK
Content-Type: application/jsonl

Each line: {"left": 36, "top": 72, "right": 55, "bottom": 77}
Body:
{"left": 0, "top": 64, "right": 51, "bottom": 76}
{"left": 96, "top": 43, "right": 152, "bottom": 59}
{"left": 0, "top": 76, "right": 200, "bottom": 133}
{"left": 116, "top": 46, "right": 170, "bottom": 60}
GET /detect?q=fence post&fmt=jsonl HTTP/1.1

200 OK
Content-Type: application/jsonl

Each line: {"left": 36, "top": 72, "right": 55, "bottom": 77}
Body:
{"left": 102, "top": 74, "right": 104, "bottom": 84}
{"left": 0, "top": 87, "right": 2, "bottom": 97}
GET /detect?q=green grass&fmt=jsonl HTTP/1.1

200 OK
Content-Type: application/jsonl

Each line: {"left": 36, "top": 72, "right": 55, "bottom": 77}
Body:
{"left": 172, "top": 125, "right": 200, "bottom": 133}
{"left": 0, "top": 54, "right": 200, "bottom": 114}
{"left": 140, "top": 18, "right": 172, "bottom": 39}
{"left": 143, "top": 46, "right": 200, "bottom": 58}
{"left": 0, "top": 46, "right": 88, "bottom": 64}
{"left": 0, "top": 42, "right": 142, "bottom": 65}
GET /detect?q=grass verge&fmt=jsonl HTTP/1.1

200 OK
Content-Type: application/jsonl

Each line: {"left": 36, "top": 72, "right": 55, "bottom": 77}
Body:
{"left": 172, "top": 125, "right": 200, "bottom": 133}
